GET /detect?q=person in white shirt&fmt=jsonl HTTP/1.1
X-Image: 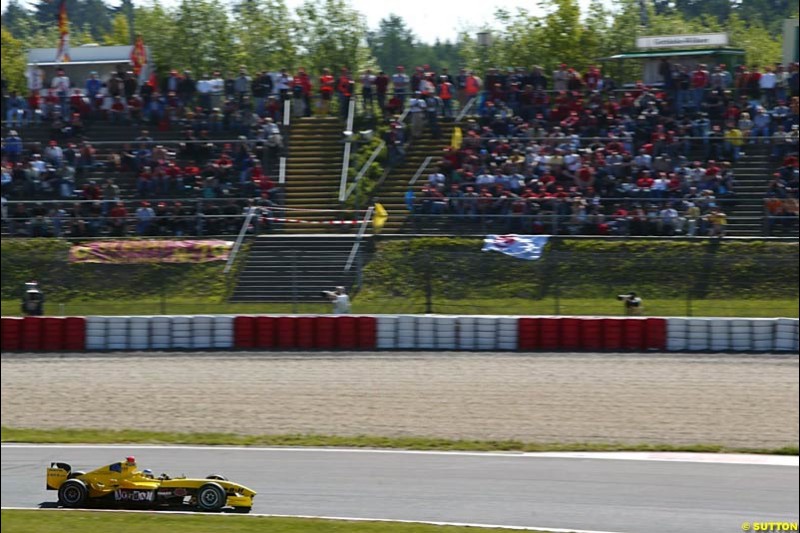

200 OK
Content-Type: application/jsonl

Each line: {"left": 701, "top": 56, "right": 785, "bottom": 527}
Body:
{"left": 759, "top": 67, "right": 777, "bottom": 107}
{"left": 658, "top": 205, "right": 679, "bottom": 235}
{"left": 323, "top": 286, "right": 351, "bottom": 314}
{"left": 408, "top": 92, "right": 426, "bottom": 138}
{"left": 208, "top": 71, "right": 224, "bottom": 109}
{"left": 275, "top": 69, "right": 292, "bottom": 102}
{"left": 360, "top": 69, "right": 376, "bottom": 113}
{"left": 427, "top": 171, "right": 445, "bottom": 188}
{"left": 392, "top": 66, "right": 409, "bottom": 102}
{"left": 197, "top": 73, "right": 212, "bottom": 111}
{"left": 51, "top": 68, "right": 71, "bottom": 115}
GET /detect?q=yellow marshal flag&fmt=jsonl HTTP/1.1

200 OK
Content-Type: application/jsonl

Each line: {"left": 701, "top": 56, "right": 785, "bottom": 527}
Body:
{"left": 450, "top": 126, "right": 463, "bottom": 149}
{"left": 372, "top": 202, "right": 388, "bottom": 233}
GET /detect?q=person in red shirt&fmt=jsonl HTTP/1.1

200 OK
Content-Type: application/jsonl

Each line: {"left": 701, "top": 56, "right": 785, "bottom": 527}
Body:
{"left": 337, "top": 68, "right": 353, "bottom": 119}
{"left": 375, "top": 71, "right": 389, "bottom": 117}
{"left": 319, "top": 68, "right": 335, "bottom": 116}
{"left": 636, "top": 170, "right": 655, "bottom": 191}
{"left": 109, "top": 96, "right": 128, "bottom": 124}
{"left": 108, "top": 201, "right": 129, "bottom": 236}
{"left": 28, "top": 91, "right": 42, "bottom": 124}
{"left": 691, "top": 64, "right": 709, "bottom": 110}
{"left": 292, "top": 68, "right": 312, "bottom": 117}
{"left": 584, "top": 65, "right": 601, "bottom": 91}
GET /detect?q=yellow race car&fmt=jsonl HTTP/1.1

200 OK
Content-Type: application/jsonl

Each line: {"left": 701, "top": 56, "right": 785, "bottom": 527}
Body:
{"left": 46, "top": 456, "right": 256, "bottom": 513}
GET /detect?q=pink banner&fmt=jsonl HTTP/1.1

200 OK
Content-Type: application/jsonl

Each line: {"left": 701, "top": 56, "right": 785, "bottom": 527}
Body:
{"left": 69, "top": 240, "right": 233, "bottom": 264}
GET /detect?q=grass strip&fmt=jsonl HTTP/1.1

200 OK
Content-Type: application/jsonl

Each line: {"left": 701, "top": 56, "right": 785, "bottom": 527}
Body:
{"left": 2, "top": 297, "right": 797, "bottom": 317}
{"left": 3, "top": 427, "right": 796, "bottom": 456}
{"left": 0, "top": 510, "right": 535, "bottom": 533}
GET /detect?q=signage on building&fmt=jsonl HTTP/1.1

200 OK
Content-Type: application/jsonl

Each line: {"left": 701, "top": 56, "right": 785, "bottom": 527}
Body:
{"left": 636, "top": 33, "right": 729, "bottom": 49}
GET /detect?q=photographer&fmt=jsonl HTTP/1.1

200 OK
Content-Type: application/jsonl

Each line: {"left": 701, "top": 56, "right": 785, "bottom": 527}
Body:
{"left": 21, "top": 281, "right": 45, "bottom": 316}
{"left": 322, "top": 286, "right": 351, "bottom": 315}
{"left": 617, "top": 292, "right": 643, "bottom": 316}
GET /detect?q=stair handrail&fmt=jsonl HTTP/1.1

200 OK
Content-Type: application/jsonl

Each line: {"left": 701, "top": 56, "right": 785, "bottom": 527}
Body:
{"left": 340, "top": 107, "right": 412, "bottom": 204}
{"left": 408, "top": 155, "right": 434, "bottom": 186}
{"left": 343, "top": 139, "right": 386, "bottom": 202}
{"left": 337, "top": 98, "right": 358, "bottom": 202}
{"left": 279, "top": 99, "right": 291, "bottom": 184}
{"left": 223, "top": 206, "right": 258, "bottom": 275}
{"left": 455, "top": 96, "right": 477, "bottom": 122}
{"left": 344, "top": 205, "right": 374, "bottom": 272}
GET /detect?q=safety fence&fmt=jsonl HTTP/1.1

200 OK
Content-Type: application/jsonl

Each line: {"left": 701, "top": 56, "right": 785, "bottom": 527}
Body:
{"left": 2, "top": 315, "right": 798, "bottom": 353}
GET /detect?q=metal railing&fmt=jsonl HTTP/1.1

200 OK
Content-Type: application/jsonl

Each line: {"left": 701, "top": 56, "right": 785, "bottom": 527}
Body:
{"left": 223, "top": 207, "right": 259, "bottom": 275}
{"left": 337, "top": 99, "right": 357, "bottom": 202}
{"left": 340, "top": 107, "right": 412, "bottom": 204}
{"left": 408, "top": 156, "right": 434, "bottom": 186}
{"left": 455, "top": 96, "right": 477, "bottom": 122}
{"left": 279, "top": 98, "right": 291, "bottom": 184}
{"left": 344, "top": 205, "right": 374, "bottom": 272}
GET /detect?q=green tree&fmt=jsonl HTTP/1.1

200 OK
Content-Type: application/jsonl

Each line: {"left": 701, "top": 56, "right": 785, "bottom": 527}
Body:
{"left": 1, "top": 27, "right": 27, "bottom": 93}
{"left": 294, "top": 0, "right": 369, "bottom": 73}
{"left": 133, "top": 2, "right": 177, "bottom": 76}
{"left": 102, "top": 14, "right": 130, "bottom": 45}
{"left": 539, "top": 0, "right": 586, "bottom": 70}
{"left": 169, "top": 0, "right": 237, "bottom": 75}
{"left": 2, "top": 0, "right": 38, "bottom": 39}
{"left": 232, "top": 0, "right": 297, "bottom": 73}
{"left": 367, "top": 14, "right": 418, "bottom": 72}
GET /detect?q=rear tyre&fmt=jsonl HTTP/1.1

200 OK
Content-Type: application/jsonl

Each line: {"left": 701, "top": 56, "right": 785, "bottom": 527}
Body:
{"left": 196, "top": 482, "right": 226, "bottom": 511}
{"left": 205, "top": 474, "right": 228, "bottom": 481}
{"left": 58, "top": 479, "right": 88, "bottom": 508}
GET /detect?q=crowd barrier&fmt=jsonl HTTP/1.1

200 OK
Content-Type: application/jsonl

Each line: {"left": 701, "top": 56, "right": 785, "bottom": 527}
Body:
{"left": 1, "top": 315, "right": 797, "bottom": 353}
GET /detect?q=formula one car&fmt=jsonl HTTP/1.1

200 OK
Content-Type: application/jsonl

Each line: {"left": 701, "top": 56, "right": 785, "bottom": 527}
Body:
{"left": 46, "top": 456, "right": 255, "bottom": 513}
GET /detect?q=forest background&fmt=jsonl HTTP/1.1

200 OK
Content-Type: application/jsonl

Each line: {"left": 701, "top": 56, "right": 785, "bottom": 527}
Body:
{"left": 1, "top": 0, "right": 798, "bottom": 92}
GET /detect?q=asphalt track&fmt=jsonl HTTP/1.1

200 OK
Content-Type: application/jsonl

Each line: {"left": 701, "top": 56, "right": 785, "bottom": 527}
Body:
{"left": 2, "top": 445, "right": 798, "bottom": 533}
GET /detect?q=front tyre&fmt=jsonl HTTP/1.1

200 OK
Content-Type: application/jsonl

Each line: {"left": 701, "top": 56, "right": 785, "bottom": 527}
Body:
{"left": 196, "top": 482, "right": 226, "bottom": 511}
{"left": 58, "top": 479, "right": 88, "bottom": 508}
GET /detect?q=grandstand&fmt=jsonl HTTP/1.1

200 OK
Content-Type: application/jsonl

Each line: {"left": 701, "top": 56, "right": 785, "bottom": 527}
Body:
{"left": 2, "top": 62, "right": 798, "bottom": 301}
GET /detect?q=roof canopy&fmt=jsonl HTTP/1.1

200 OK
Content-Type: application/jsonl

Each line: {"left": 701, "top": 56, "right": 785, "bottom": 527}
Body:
{"left": 600, "top": 48, "right": 746, "bottom": 61}
{"left": 27, "top": 45, "right": 142, "bottom": 67}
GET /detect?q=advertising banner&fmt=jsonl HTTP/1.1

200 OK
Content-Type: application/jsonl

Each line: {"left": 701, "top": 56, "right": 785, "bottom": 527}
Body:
{"left": 69, "top": 240, "right": 233, "bottom": 264}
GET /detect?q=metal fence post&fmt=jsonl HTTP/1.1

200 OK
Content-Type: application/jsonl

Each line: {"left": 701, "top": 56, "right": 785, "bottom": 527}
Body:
{"left": 425, "top": 256, "right": 433, "bottom": 314}
{"left": 291, "top": 250, "right": 298, "bottom": 314}
{"left": 554, "top": 280, "right": 561, "bottom": 315}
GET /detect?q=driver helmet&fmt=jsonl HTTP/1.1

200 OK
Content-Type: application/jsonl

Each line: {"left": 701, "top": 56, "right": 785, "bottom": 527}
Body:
{"left": 142, "top": 469, "right": 154, "bottom": 478}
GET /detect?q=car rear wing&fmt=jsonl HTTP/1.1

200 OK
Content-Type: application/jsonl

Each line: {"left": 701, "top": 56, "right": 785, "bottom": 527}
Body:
{"left": 47, "top": 462, "right": 72, "bottom": 490}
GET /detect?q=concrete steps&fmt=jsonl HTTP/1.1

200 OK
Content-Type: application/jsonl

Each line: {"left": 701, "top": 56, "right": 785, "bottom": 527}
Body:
{"left": 230, "top": 234, "right": 371, "bottom": 301}
{"left": 281, "top": 117, "right": 347, "bottom": 234}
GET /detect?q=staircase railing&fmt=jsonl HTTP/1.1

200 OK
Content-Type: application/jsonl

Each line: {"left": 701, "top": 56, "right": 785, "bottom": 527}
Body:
{"left": 343, "top": 140, "right": 385, "bottom": 202}
{"left": 341, "top": 108, "right": 411, "bottom": 204}
{"left": 223, "top": 206, "right": 258, "bottom": 275}
{"left": 344, "top": 205, "right": 374, "bottom": 272}
{"left": 337, "top": 98, "right": 357, "bottom": 202}
{"left": 408, "top": 155, "right": 434, "bottom": 186}
{"left": 279, "top": 99, "right": 291, "bottom": 184}
{"left": 456, "top": 96, "right": 477, "bottom": 121}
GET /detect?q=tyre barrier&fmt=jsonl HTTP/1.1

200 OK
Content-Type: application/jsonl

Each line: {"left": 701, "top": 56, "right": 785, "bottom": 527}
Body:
{"left": 1, "top": 316, "right": 797, "bottom": 353}
{"left": 1, "top": 317, "right": 23, "bottom": 351}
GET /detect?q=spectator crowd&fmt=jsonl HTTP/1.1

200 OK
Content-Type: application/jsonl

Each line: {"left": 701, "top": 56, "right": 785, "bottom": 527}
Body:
{"left": 2, "top": 59, "right": 799, "bottom": 237}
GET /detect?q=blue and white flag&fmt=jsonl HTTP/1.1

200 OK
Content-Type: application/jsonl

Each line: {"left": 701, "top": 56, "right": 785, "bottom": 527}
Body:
{"left": 482, "top": 235, "right": 550, "bottom": 261}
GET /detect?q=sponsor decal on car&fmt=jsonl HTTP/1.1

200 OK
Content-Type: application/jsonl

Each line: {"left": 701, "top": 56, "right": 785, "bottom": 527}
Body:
{"left": 174, "top": 488, "right": 187, "bottom": 497}
{"left": 114, "top": 489, "right": 155, "bottom": 502}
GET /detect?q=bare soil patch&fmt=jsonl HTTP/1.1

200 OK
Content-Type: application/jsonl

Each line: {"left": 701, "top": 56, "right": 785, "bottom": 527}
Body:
{"left": 2, "top": 352, "right": 797, "bottom": 449}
